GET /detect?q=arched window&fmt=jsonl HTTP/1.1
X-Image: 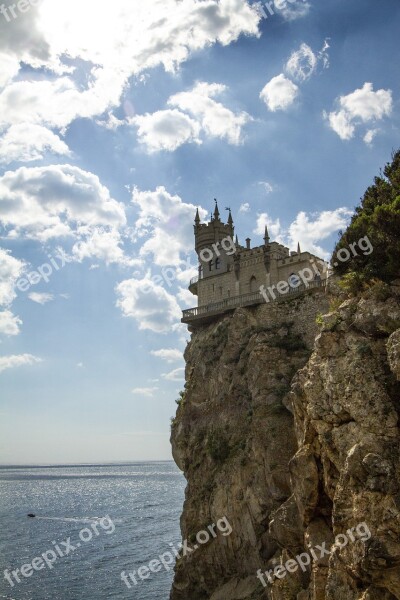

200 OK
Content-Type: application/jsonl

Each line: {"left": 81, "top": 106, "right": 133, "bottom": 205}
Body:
{"left": 199, "top": 265, "right": 203, "bottom": 279}
{"left": 209, "top": 260, "right": 214, "bottom": 271}
{"left": 215, "top": 257, "right": 221, "bottom": 270}
{"left": 249, "top": 276, "right": 257, "bottom": 293}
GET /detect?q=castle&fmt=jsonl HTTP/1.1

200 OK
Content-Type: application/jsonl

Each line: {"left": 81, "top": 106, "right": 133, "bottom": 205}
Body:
{"left": 182, "top": 201, "right": 328, "bottom": 326}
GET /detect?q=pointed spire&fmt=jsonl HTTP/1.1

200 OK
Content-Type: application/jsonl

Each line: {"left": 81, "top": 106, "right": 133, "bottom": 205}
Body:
{"left": 194, "top": 207, "right": 200, "bottom": 225}
{"left": 227, "top": 207, "right": 233, "bottom": 226}
{"left": 213, "top": 198, "right": 220, "bottom": 220}
{"left": 297, "top": 242, "right": 301, "bottom": 254}
{"left": 264, "top": 224, "right": 270, "bottom": 245}
{"left": 235, "top": 234, "right": 239, "bottom": 246}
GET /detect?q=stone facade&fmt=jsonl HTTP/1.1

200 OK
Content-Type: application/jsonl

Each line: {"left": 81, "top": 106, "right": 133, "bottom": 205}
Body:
{"left": 190, "top": 202, "right": 328, "bottom": 308}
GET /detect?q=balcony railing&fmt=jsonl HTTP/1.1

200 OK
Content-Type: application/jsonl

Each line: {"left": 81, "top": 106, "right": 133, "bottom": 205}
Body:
{"left": 182, "top": 279, "right": 327, "bottom": 324}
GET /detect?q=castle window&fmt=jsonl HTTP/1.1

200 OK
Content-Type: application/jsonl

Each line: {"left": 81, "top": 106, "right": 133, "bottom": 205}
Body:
{"left": 219, "top": 287, "right": 223, "bottom": 296}
{"left": 249, "top": 276, "right": 257, "bottom": 293}
{"left": 209, "top": 260, "right": 214, "bottom": 271}
{"left": 215, "top": 257, "right": 221, "bottom": 270}
{"left": 199, "top": 265, "right": 203, "bottom": 279}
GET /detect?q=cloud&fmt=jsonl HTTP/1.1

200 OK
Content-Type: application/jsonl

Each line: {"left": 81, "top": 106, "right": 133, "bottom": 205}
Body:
{"left": 0, "top": 0, "right": 260, "bottom": 154}
{"left": 239, "top": 202, "right": 251, "bottom": 213}
{"left": 258, "top": 181, "right": 274, "bottom": 194}
{"left": 278, "top": 0, "right": 311, "bottom": 21}
{"left": 150, "top": 348, "right": 183, "bottom": 363}
{"left": 0, "top": 164, "right": 126, "bottom": 241}
{"left": 0, "top": 124, "right": 71, "bottom": 164}
{"left": 169, "top": 82, "right": 252, "bottom": 146}
{"left": 177, "top": 287, "right": 196, "bottom": 307}
{"left": 0, "top": 247, "right": 25, "bottom": 306}
{"left": 254, "top": 213, "right": 282, "bottom": 239}
{"left": 285, "top": 43, "right": 318, "bottom": 82}
{"left": 364, "top": 129, "right": 379, "bottom": 145}
{"left": 28, "top": 292, "right": 54, "bottom": 305}
{"left": 115, "top": 275, "right": 182, "bottom": 333}
{"left": 0, "top": 354, "right": 42, "bottom": 374}
{"left": 72, "top": 228, "right": 137, "bottom": 267}
{"left": 260, "top": 74, "right": 299, "bottom": 111}
{"left": 132, "top": 109, "right": 201, "bottom": 153}
{"left": 162, "top": 367, "right": 185, "bottom": 381}
{"left": 0, "top": 310, "right": 22, "bottom": 336}
{"left": 131, "top": 186, "right": 206, "bottom": 267}
{"left": 131, "top": 387, "right": 159, "bottom": 397}
{"left": 325, "top": 83, "right": 393, "bottom": 142}
{"left": 254, "top": 208, "right": 353, "bottom": 258}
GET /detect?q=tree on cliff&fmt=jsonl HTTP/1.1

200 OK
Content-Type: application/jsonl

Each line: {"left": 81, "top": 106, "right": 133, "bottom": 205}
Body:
{"left": 332, "top": 149, "right": 400, "bottom": 284}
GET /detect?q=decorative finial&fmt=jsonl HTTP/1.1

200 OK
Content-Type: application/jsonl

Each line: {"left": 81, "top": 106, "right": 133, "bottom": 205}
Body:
{"left": 264, "top": 224, "right": 270, "bottom": 244}
{"left": 226, "top": 207, "right": 233, "bottom": 225}
{"left": 194, "top": 208, "right": 200, "bottom": 224}
{"left": 213, "top": 199, "right": 220, "bottom": 219}
{"left": 297, "top": 242, "right": 301, "bottom": 254}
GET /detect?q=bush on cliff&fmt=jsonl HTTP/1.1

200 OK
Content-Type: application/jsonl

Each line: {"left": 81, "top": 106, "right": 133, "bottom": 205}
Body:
{"left": 332, "top": 150, "right": 400, "bottom": 284}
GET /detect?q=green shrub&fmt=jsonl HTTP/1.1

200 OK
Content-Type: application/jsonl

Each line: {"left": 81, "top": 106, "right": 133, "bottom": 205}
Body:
{"left": 206, "top": 428, "right": 230, "bottom": 462}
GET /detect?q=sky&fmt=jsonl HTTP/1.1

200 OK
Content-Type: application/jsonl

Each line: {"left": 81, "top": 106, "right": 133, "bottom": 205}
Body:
{"left": 0, "top": 0, "right": 399, "bottom": 464}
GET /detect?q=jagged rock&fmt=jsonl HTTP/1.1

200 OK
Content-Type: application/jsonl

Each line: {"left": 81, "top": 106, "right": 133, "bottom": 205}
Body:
{"left": 171, "top": 285, "right": 400, "bottom": 600}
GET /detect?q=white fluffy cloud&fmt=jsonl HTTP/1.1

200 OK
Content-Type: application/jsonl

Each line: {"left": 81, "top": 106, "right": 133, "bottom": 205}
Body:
{"left": 254, "top": 208, "right": 353, "bottom": 257}
{"left": 131, "top": 186, "right": 206, "bottom": 267}
{"left": 150, "top": 348, "right": 183, "bottom": 363}
{"left": 0, "top": 124, "right": 71, "bottom": 164}
{"left": 132, "top": 109, "right": 201, "bottom": 153}
{"left": 132, "top": 82, "right": 252, "bottom": 153}
{"left": 169, "top": 82, "right": 252, "bottom": 145}
{"left": 0, "top": 310, "right": 22, "bottom": 336}
{"left": 285, "top": 40, "right": 330, "bottom": 82}
{"left": 0, "top": 354, "right": 42, "bottom": 373}
{"left": 72, "top": 228, "right": 137, "bottom": 267}
{"left": 115, "top": 275, "right": 182, "bottom": 333}
{"left": 278, "top": 0, "right": 311, "bottom": 21}
{"left": 28, "top": 292, "right": 54, "bottom": 305}
{"left": 0, "top": 164, "right": 126, "bottom": 241}
{"left": 326, "top": 83, "right": 393, "bottom": 142}
{"left": 260, "top": 74, "right": 299, "bottom": 111}
{"left": 239, "top": 202, "right": 251, "bottom": 212}
{"left": 0, "top": 0, "right": 260, "bottom": 154}
{"left": 0, "top": 247, "right": 25, "bottom": 306}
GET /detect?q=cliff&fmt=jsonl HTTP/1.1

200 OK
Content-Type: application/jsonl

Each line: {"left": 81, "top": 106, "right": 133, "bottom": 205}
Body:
{"left": 170, "top": 282, "right": 400, "bottom": 600}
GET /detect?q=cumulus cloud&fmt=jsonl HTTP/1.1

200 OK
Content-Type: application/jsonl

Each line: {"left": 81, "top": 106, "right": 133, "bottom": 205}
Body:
{"left": 325, "top": 83, "right": 393, "bottom": 142}
{"left": 0, "top": 310, "right": 22, "bottom": 336}
{"left": 28, "top": 292, "right": 54, "bottom": 304}
{"left": 72, "top": 228, "right": 137, "bottom": 267}
{"left": 0, "top": 164, "right": 126, "bottom": 241}
{"left": 0, "top": 0, "right": 260, "bottom": 154}
{"left": 132, "top": 109, "right": 201, "bottom": 153}
{"left": 254, "top": 208, "right": 353, "bottom": 258}
{"left": 239, "top": 202, "right": 251, "bottom": 213}
{"left": 0, "top": 247, "right": 25, "bottom": 306}
{"left": 0, "top": 353, "right": 42, "bottom": 373}
{"left": 150, "top": 348, "right": 183, "bottom": 363}
{"left": 260, "top": 74, "right": 299, "bottom": 111}
{"left": 131, "top": 186, "right": 206, "bottom": 267}
{"left": 169, "top": 82, "right": 252, "bottom": 146}
{"left": 0, "top": 124, "right": 71, "bottom": 164}
{"left": 115, "top": 275, "right": 182, "bottom": 333}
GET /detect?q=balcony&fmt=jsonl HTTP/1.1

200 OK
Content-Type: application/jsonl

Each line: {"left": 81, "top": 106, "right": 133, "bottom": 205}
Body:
{"left": 182, "top": 280, "right": 327, "bottom": 327}
{"left": 189, "top": 275, "right": 199, "bottom": 295}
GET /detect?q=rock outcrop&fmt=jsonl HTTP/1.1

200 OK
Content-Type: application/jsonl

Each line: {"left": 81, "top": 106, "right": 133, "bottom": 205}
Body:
{"left": 170, "top": 283, "right": 400, "bottom": 600}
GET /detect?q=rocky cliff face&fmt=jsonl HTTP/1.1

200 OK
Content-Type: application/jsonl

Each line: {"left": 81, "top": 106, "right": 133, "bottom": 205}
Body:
{"left": 170, "top": 283, "right": 400, "bottom": 600}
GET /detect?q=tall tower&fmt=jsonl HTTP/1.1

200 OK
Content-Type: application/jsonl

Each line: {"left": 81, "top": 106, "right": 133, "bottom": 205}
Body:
{"left": 194, "top": 200, "right": 235, "bottom": 280}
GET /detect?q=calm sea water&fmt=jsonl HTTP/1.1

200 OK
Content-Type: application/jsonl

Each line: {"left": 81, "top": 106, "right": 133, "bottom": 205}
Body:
{"left": 0, "top": 462, "right": 185, "bottom": 600}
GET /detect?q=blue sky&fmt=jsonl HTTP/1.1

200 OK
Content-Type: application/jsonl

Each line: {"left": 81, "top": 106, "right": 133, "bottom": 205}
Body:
{"left": 0, "top": 0, "right": 399, "bottom": 464}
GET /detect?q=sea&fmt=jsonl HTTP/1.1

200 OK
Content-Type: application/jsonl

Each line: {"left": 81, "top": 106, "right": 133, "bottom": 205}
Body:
{"left": 0, "top": 462, "right": 186, "bottom": 600}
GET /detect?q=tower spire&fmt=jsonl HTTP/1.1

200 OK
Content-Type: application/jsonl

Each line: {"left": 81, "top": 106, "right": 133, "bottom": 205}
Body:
{"left": 194, "top": 207, "right": 200, "bottom": 225}
{"left": 297, "top": 242, "right": 301, "bottom": 254}
{"left": 213, "top": 198, "right": 220, "bottom": 220}
{"left": 264, "top": 224, "right": 270, "bottom": 245}
{"left": 226, "top": 207, "right": 233, "bottom": 226}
